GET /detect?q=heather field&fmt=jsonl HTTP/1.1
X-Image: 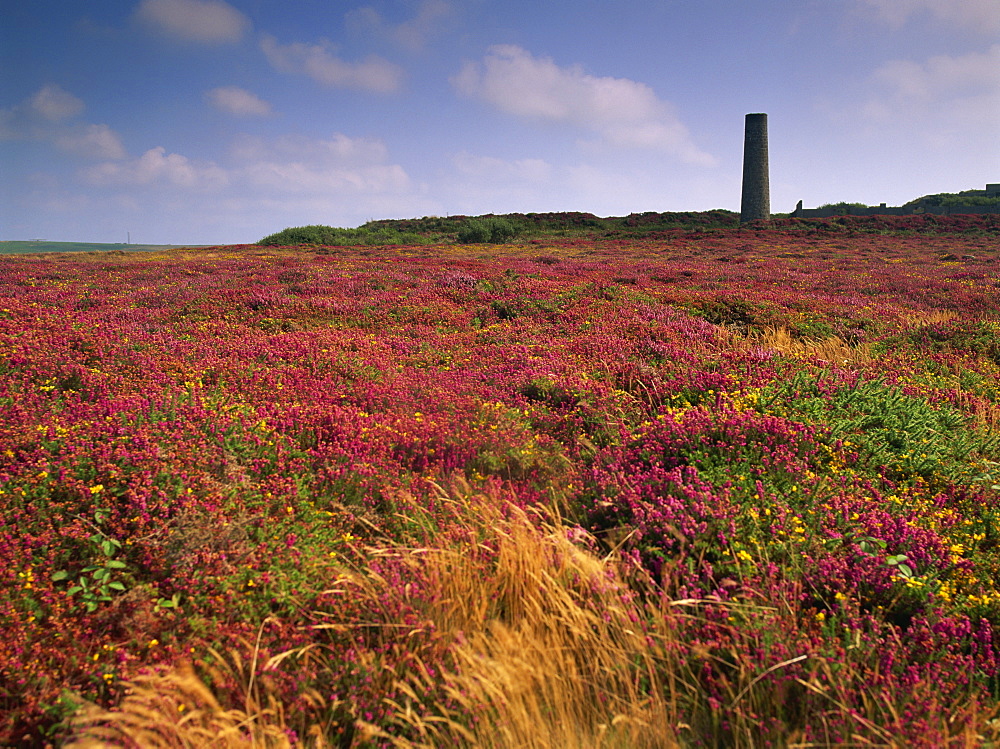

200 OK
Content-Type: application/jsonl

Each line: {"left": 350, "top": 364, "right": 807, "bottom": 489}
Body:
{"left": 3, "top": 218, "right": 1000, "bottom": 746}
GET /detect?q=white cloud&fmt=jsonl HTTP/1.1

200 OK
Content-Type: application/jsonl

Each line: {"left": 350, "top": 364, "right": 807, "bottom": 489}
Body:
{"left": 451, "top": 45, "right": 714, "bottom": 165}
{"left": 135, "top": 0, "right": 250, "bottom": 43}
{"left": 865, "top": 44, "right": 1000, "bottom": 127}
{"left": 241, "top": 161, "right": 410, "bottom": 194}
{"left": 30, "top": 84, "right": 85, "bottom": 121}
{"left": 260, "top": 34, "right": 404, "bottom": 93}
{"left": 440, "top": 153, "right": 724, "bottom": 218}
{"left": 874, "top": 44, "right": 1000, "bottom": 100}
{"left": 858, "top": 0, "right": 1000, "bottom": 32}
{"left": 55, "top": 124, "right": 128, "bottom": 159}
{"left": 443, "top": 152, "right": 557, "bottom": 212}
{"left": 1, "top": 84, "right": 84, "bottom": 138}
{"left": 231, "top": 132, "right": 411, "bottom": 194}
{"left": 81, "top": 132, "right": 411, "bottom": 203}
{"left": 346, "top": 0, "right": 452, "bottom": 52}
{"left": 54, "top": 131, "right": 432, "bottom": 242}
{"left": 231, "top": 132, "right": 390, "bottom": 165}
{"left": 1, "top": 85, "right": 127, "bottom": 161}
{"left": 84, "top": 146, "right": 230, "bottom": 189}
{"left": 453, "top": 152, "right": 553, "bottom": 183}
{"left": 205, "top": 86, "right": 272, "bottom": 116}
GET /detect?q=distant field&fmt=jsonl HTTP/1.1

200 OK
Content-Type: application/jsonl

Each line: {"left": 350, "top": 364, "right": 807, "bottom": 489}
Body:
{"left": 0, "top": 241, "right": 207, "bottom": 254}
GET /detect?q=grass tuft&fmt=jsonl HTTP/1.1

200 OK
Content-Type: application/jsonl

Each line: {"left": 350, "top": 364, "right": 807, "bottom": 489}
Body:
{"left": 747, "top": 326, "right": 873, "bottom": 366}
{"left": 65, "top": 658, "right": 297, "bottom": 748}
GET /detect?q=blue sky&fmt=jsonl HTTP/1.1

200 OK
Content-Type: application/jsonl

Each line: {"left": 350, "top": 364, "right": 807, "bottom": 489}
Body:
{"left": 2, "top": 0, "right": 998, "bottom": 244}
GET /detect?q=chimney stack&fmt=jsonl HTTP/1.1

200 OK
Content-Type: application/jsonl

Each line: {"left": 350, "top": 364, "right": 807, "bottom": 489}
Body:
{"left": 740, "top": 113, "right": 770, "bottom": 223}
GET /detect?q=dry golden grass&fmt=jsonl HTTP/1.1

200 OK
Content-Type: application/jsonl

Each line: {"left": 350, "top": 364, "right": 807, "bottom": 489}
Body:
{"left": 62, "top": 480, "right": 1000, "bottom": 748}
{"left": 743, "top": 326, "right": 873, "bottom": 366}
{"left": 904, "top": 309, "right": 960, "bottom": 327}
{"left": 64, "top": 482, "right": 688, "bottom": 749}
{"left": 64, "top": 659, "right": 296, "bottom": 748}
{"left": 356, "top": 484, "right": 684, "bottom": 748}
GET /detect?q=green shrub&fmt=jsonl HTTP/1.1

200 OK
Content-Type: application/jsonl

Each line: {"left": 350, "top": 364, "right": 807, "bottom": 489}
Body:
{"left": 258, "top": 225, "right": 345, "bottom": 246}
{"left": 457, "top": 217, "right": 521, "bottom": 244}
{"left": 758, "top": 374, "right": 994, "bottom": 487}
{"left": 817, "top": 202, "right": 869, "bottom": 211}
{"left": 257, "top": 225, "right": 426, "bottom": 247}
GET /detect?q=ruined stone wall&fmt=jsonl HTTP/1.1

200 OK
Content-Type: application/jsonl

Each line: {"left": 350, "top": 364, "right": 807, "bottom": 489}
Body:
{"left": 792, "top": 204, "right": 1000, "bottom": 218}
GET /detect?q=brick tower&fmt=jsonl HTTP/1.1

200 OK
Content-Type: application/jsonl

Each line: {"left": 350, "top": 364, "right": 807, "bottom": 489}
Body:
{"left": 740, "top": 113, "right": 770, "bottom": 223}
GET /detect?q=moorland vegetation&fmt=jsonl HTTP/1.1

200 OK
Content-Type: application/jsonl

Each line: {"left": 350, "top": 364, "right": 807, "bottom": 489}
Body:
{"left": 904, "top": 189, "right": 1000, "bottom": 210}
{"left": 257, "top": 211, "right": 741, "bottom": 247}
{"left": 2, "top": 213, "right": 1000, "bottom": 746}
{"left": 258, "top": 190, "right": 1000, "bottom": 248}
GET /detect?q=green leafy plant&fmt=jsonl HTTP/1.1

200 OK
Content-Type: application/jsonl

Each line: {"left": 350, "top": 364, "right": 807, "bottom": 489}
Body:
{"left": 52, "top": 508, "right": 130, "bottom": 612}
{"left": 857, "top": 536, "right": 914, "bottom": 579}
{"left": 154, "top": 593, "right": 182, "bottom": 610}
{"left": 885, "top": 554, "right": 915, "bottom": 579}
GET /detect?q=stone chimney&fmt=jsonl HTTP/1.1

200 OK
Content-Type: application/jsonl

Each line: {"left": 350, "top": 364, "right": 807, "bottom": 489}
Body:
{"left": 740, "top": 113, "right": 770, "bottom": 223}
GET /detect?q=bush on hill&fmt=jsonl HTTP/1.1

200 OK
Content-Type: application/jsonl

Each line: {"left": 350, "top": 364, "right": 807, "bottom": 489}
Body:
{"left": 456, "top": 216, "right": 521, "bottom": 244}
{"left": 258, "top": 211, "right": 744, "bottom": 247}
{"left": 257, "top": 225, "right": 425, "bottom": 247}
{"left": 818, "top": 202, "right": 868, "bottom": 211}
{"left": 905, "top": 191, "right": 1000, "bottom": 208}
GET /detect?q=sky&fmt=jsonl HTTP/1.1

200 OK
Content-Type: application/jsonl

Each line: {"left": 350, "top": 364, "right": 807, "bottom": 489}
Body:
{"left": 1, "top": 0, "right": 998, "bottom": 244}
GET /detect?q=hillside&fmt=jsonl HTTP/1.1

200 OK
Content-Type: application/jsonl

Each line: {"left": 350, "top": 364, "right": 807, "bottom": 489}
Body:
{"left": 904, "top": 188, "right": 1000, "bottom": 209}
{"left": 259, "top": 210, "right": 999, "bottom": 247}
